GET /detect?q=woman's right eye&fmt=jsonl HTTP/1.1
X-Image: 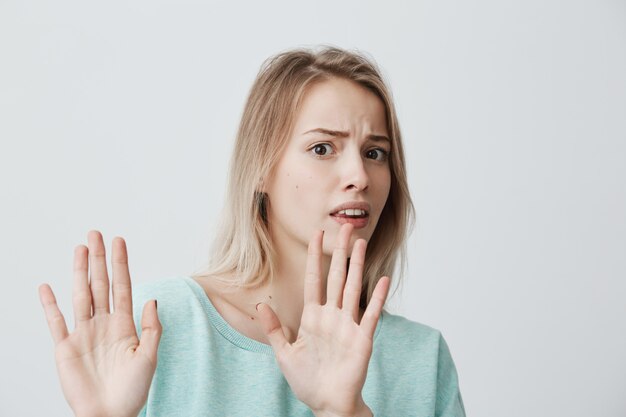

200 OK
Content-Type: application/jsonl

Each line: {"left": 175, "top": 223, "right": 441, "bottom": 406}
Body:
{"left": 310, "top": 143, "right": 333, "bottom": 158}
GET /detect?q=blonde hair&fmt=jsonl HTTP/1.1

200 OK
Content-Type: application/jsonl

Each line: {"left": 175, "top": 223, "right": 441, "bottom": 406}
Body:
{"left": 192, "top": 46, "right": 415, "bottom": 308}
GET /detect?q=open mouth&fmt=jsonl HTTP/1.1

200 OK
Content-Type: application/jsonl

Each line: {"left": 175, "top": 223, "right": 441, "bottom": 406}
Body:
{"left": 329, "top": 208, "right": 370, "bottom": 228}
{"left": 331, "top": 208, "right": 369, "bottom": 218}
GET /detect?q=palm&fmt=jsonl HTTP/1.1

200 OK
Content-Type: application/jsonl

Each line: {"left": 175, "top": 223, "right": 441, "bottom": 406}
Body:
{"left": 280, "top": 305, "right": 373, "bottom": 406}
{"left": 39, "top": 232, "right": 161, "bottom": 417}
{"left": 54, "top": 315, "right": 150, "bottom": 417}
{"left": 257, "top": 224, "right": 390, "bottom": 416}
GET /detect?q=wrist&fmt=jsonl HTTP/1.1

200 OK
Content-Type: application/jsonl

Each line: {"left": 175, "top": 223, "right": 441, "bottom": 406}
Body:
{"left": 312, "top": 402, "right": 373, "bottom": 417}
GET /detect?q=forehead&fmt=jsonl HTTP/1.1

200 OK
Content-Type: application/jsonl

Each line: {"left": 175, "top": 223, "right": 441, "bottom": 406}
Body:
{"left": 292, "top": 78, "right": 388, "bottom": 134}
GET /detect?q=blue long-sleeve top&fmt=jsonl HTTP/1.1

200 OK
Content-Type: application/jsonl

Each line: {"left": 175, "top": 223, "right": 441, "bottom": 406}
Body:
{"left": 132, "top": 276, "right": 466, "bottom": 417}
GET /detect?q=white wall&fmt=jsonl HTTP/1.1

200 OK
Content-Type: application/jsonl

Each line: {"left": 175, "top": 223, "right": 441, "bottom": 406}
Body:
{"left": 1, "top": 0, "right": 624, "bottom": 415}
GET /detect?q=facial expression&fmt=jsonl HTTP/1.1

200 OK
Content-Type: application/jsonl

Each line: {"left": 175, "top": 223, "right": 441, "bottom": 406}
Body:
{"left": 264, "top": 77, "right": 392, "bottom": 255}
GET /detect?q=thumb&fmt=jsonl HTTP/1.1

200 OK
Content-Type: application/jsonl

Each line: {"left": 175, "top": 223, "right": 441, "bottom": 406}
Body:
{"left": 136, "top": 299, "right": 162, "bottom": 365}
{"left": 256, "top": 303, "right": 289, "bottom": 356}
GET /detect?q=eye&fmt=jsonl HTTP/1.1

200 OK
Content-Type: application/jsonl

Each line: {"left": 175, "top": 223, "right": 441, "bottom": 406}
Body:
{"left": 366, "top": 148, "right": 389, "bottom": 162}
{"left": 309, "top": 143, "right": 334, "bottom": 158}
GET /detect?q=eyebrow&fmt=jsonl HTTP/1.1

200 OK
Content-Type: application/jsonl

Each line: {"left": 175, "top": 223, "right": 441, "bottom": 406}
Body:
{"left": 303, "top": 128, "right": 391, "bottom": 144}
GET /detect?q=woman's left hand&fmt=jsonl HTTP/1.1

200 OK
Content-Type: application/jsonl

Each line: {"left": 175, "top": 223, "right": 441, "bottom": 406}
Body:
{"left": 256, "top": 223, "right": 390, "bottom": 417}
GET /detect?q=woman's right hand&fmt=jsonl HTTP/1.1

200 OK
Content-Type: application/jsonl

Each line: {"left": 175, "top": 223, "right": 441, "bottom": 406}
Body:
{"left": 38, "top": 231, "right": 162, "bottom": 417}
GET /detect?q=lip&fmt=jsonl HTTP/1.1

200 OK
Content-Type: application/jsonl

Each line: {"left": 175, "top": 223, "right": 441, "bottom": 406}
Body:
{"left": 329, "top": 200, "right": 371, "bottom": 229}
{"left": 330, "top": 215, "right": 370, "bottom": 229}
{"left": 329, "top": 201, "right": 371, "bottom": 215}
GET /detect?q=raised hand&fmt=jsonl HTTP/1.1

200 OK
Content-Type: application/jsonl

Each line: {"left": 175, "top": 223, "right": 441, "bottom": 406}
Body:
{"left": 38, "top": 231, "right": 161, "bottom": 417}
{"left": 256, "top": 224, "right": 390, "bottom": 417}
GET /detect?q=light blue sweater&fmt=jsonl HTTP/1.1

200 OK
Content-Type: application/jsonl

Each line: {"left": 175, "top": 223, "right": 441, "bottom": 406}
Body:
{"left": 132, "top": 277, "right": 466, "bottom": 417}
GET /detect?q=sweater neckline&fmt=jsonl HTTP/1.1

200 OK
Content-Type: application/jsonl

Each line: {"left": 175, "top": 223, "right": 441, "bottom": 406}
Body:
{"left": 182, "top": 276, "right": 384, "bottom": 355}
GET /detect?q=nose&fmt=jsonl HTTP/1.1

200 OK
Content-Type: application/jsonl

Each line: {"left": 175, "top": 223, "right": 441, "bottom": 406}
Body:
{"left": 342, "top": 150, "right": 369, "bottom": 192}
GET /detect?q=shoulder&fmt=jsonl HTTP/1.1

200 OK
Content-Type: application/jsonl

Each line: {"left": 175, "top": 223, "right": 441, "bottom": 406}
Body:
{"left": 375, "top": 311, "right": 457, "bottom": 366}
{"left": 374, "top": 313, "right": 466, "bottom": 416}
{"left": 373, "top": 312, "right": 462, "bottom": 389}
{"left": 131, "top": 276, "right": 202, "bottom": 329}
{"left": 377, "top": 310, "right": 443, "bottom": 346}
{"left": 132, "top": 276, "right": 194, "bottom": 306}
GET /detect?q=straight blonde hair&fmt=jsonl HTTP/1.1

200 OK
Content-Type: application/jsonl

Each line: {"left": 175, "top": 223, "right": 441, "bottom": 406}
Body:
{"left": 192, "top": 46, "right": 415, "bottom": 308}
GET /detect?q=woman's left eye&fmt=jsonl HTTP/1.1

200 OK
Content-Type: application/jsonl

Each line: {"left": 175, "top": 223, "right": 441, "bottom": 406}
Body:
{"left": 365, "top": 148, "right": 389, "bottom": 161}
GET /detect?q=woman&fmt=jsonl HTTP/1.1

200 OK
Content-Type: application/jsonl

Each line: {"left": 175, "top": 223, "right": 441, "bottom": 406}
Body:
{"left": 39, "top": 46, "right": 466, "bottom": 417}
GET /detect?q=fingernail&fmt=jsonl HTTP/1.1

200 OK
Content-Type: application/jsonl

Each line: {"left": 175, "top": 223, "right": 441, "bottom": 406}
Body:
{"left": 154, "top": 300, "right": 158, "bottom": 309}
{"left": 255, "top": 302, "right": 262, "bottom": 311}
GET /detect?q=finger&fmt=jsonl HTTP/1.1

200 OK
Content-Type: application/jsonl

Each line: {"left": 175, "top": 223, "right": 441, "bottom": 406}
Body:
{"left": 256, "top": 303, "right": 290, "bottom": 356}
{"left": 39, "top": 284, "right": 70, "bottom": 345}
{"left": 303, "top": 230, "right": 324, "bottom": 306}
{"left": 136, "top": 300, "right": 162, "bottom": 366}
{"left": 325, "top": 223, "right": 353, "bottom": 308}
{"left": 342, "top": 238, "right": 367, "bottom": 322}
{"left": 72, "top": 244, "right": 92, "bottom": 323}
{"left": 88, "top": 230, "right": 110, "bottom": 315}
{"left": 111, "top": 237, "right": 133, "bottom": 316}
{"left": 360, "top": 276, "right": 391, "bottom": 338}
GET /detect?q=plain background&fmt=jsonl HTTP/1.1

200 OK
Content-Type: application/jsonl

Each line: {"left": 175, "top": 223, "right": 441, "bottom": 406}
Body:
{"left": 1, "top": 0, "right": 625, "bottom": 416}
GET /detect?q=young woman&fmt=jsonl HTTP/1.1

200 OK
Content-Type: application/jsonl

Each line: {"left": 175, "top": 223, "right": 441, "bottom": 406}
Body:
{"left": 39, "top": 47, "right": 466, "bottom": 417}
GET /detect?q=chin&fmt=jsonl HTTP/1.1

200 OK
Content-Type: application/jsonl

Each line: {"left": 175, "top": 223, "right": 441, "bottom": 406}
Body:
{"left": 320, "top": 229, "right": 371, "bottom": 256}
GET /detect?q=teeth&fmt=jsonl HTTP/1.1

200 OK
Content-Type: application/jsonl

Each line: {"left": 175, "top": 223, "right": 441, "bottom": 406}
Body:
{"left": 336, "top": 209, "right": 367, "bottom": 216}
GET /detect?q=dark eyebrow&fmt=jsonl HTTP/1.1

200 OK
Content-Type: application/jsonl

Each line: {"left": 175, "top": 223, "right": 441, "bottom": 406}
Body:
{"left": 303, "top": 128, "right": 391, "bottom": 144}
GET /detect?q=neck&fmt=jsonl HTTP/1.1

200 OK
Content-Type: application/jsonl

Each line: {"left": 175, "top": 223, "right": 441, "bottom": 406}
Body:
{"left": 259, "top": 230, "right": 332, "bottom": 342}
{"left": 200, "top": 229, "right": 334, "bottom": 345}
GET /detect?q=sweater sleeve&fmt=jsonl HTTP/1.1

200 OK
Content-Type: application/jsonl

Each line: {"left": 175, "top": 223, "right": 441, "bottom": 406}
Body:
{"left": 435, "top": 333, "right": 466, "bottom": 417}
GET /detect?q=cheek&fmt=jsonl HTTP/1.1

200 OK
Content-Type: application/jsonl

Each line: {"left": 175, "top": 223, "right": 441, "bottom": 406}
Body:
{"left": 383, "top": 173, "right": 392, "bottom": 199}
{"left": 373, "top": 170, "right": 392, "bottom": 214}
{"left": 284, "top": 162, "right": 328, "bottom": 193}
{"left": 290, "top": 175, "right": 319, "bottom": 199}
{"left": 276, "top": 170, "right": 314, "bottom": 203}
